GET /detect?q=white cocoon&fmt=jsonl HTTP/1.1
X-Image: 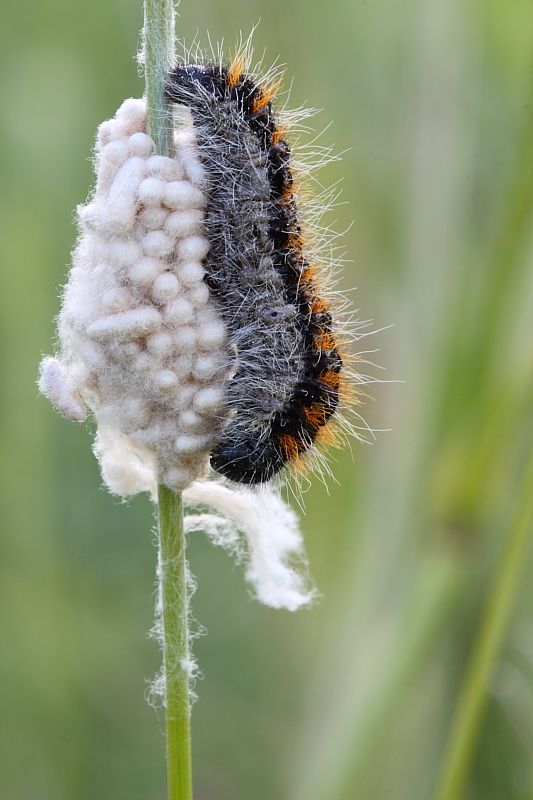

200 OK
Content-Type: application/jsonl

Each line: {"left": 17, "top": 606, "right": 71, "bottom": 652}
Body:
{"left": 39, "top": 98, "right": 232, "bottom": 495}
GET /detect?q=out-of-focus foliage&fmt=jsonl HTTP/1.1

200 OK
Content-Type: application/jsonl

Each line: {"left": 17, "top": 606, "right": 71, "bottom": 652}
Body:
{"left": 2, "top": 0, "right": 533, "bottom": 798}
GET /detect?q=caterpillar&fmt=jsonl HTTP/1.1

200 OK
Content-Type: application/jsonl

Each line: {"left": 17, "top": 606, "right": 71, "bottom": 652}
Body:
{"left": 166, "top": 54, "right": 348, "bottom": 485}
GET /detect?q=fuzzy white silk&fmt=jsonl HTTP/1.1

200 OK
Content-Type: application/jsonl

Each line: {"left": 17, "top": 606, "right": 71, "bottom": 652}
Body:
{"left": 184, "top": 481, "right": 316, "bottom": 610}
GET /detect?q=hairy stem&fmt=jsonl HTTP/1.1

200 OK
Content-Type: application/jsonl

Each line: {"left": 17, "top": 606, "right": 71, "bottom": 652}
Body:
{"left": 144, "top": 0, "right": 175, "bottom": 157}
{"left": 143, "top": 1, "right": 189, "bottom": 796}
{"left": 158, "top": 485, "right": 193, "bottom": 800}
{"left": 433, "top": 444, "right": 533, "bottom": 800}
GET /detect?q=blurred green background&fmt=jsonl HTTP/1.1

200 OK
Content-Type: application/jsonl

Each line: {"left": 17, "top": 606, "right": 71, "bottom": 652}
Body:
{"left": 2, "top": 0, "right": 533, "bottom": 798}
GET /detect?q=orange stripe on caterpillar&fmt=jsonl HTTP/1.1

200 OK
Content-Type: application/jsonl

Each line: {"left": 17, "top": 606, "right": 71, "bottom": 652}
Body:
{"left": 303, "top": 403, "right": 329, "bottom": 432}
{"left": 251, "top": 78, "right": 283, "bottom": 113}
{"left": 319, "top": 367, "right": 342, "bottom": 391}
{"left": 227, "top": 54, "right": 246, "bottom": 88}
{"left": 310, "top": 296, "right": 329, "bottom": 315}
{"left": 313, "top": 331, "right": 339, "bottom": 353}
{"left": 278, "top": 432, "right": 303, "bottom": 458}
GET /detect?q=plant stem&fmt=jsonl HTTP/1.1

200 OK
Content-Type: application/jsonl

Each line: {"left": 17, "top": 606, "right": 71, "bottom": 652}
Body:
{"left": 143, "top": 0, "right": 175, "bottom": 158}
{"left": 433, "top": 444, "right": 533, "bottom": 800}
{"left": 158, "top": 485, "right": 193, "bottom": 800}
{"left": 143, "top": 5, "right": 188, "bottom": 795}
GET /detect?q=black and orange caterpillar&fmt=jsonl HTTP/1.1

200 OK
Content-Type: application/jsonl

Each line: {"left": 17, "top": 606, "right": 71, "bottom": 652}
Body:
{"left": 166, "top": 55, "right": 349, "bottom": 484}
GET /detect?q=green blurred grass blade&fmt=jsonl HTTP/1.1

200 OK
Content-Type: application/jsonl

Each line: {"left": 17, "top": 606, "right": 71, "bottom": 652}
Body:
{"left": 433, "top": 444, "right": 533, "bottom": 800}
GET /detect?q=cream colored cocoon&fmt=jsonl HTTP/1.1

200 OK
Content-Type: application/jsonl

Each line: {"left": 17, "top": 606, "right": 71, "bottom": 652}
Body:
{"left": 39, "top": 98, "right": 231, "bottom": 497}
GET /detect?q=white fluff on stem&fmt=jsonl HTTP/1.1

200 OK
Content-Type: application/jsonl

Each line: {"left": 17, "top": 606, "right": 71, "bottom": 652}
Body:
{"left": 184, "top": 481, "right": 316, "bottom": 611}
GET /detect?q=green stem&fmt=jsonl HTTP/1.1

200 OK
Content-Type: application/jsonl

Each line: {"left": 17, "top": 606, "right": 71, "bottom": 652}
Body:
{"left": 433, "top": 445, "right": 533, "bottom": 800}
{"left": 143, "top": 5, "right": 190, "bottom": 796}
{"left": 158, "top": 485, "right": 193, "bottom": 800}
{"left": 143, "top": 0, "right": 175, "bottom": 158}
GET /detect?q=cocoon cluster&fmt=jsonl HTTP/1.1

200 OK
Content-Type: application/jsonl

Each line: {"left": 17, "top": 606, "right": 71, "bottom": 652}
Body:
{"left": 39, "top": 98, "right": 231, "bottom": 496}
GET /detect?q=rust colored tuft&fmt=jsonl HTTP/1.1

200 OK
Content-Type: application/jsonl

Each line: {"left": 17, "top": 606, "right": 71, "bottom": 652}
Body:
{"left": 313, "top": 331, "right": 338, "bottom": 353}
{"left": 310, "top": 296, "right": 328, "bottom": 315}
{"left": 227, "top": 55, "right": 246, "bottom": 88}
{"left": 287, "top": 232, "right": 304, "bottom": 252}
{"left": 279, "top": 432, "right": 304, "bottom": 459}
{"left": 303, "top": 404, "right": 328, "bottom": 432}
{"left": 319, "top": 367, "right": 342, "bottom": 391}
{"left": 251, "top": 79, "right": 281, "bottom": 113}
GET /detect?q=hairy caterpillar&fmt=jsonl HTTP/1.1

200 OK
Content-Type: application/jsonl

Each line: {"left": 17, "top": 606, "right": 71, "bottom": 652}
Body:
{"left": 166, "top": 54, "right": 351, "bottom": 485}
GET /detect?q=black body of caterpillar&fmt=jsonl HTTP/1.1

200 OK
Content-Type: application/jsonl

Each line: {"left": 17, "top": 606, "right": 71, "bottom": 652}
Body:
{"left": 166, "top": 60, "right": 343, "bottom": 484}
